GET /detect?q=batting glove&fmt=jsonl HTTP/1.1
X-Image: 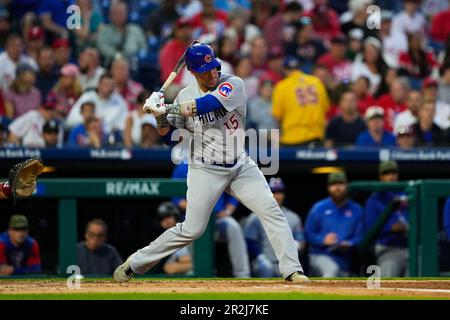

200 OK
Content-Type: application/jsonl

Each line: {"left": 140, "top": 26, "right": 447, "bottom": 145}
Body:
{"left": 143, "top": 91, "right": 166, "bottom": 116}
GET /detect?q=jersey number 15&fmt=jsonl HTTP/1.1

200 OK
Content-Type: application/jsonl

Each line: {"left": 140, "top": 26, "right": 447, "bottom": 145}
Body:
{"left": 224, "top": 114, "right": 239, "bottom": 133}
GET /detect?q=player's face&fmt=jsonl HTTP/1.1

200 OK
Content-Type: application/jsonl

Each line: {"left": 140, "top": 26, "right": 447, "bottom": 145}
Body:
{"left": 380, "top": 171, "right": 399, "bottom": 182}
{"left": 273, "top": 192, "right": 285, "bottom": 206}
{"left": 193, "top": 68, "right": 219, "bottom": 91}
{"left": 328, "top": 183, "right": 348, "bottom": 203}
{"left": 9, "top": 228, "right": 28, "bottom": 244}
{"left": 85, "top": 223, "right": 106, "bottom": 250}
{"left": 160, "top": 216, "right": 177, "bottom": 230}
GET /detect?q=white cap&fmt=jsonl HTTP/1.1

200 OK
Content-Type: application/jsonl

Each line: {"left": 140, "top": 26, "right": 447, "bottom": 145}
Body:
{"left": 364, "top": 106, "right": 385, "bottom": 120}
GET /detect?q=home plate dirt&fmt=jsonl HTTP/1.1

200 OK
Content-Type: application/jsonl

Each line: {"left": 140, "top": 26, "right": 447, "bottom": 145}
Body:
{"left": 1, "top": 280, "right": 450, "bottom": 298}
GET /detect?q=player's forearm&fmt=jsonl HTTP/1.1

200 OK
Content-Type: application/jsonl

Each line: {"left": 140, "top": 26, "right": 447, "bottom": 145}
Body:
{"left": 165, "top": 95, "right": 223, "bottom": 117}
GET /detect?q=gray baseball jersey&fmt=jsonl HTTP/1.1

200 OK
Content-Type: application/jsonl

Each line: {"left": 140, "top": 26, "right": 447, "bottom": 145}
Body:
{"left": 168, "top": 73, "right": 246, "bottom": 164}
{"left": 129, "top": 72, "right": 304, "bottom": 279}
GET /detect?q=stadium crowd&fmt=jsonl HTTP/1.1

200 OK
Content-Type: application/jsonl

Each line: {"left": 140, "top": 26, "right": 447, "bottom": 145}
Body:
{"left": 0, "top": 0, "right": 449, "bottom": 149}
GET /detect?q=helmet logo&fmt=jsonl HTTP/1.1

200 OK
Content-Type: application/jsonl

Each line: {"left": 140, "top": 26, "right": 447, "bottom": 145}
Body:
{"left": 218, "top": 82, "right": 234, "bottom": 98}
{"left": 204, "top": 54, "right": 213, "bottom": 63}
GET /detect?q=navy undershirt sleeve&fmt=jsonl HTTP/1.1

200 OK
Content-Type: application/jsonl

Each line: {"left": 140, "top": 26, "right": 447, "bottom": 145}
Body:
{"left": 195, "top": 94, "right": 223, "bottom": 115}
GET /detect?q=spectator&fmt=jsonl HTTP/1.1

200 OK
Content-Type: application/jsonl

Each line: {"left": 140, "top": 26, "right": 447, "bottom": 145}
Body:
{"left": 124, "top": 90, "right": 158, "bottom": 148}
{"left": 351, "top": 37, "right": 388, "bottom": 95}
{"left": 24, "top": 26, "right": 45, "bottom": 66}
{"left": 52, "top": 38, "right": 73, "bottom": 69}
{"left": 42, "top": 119, "right": 60, "bottom": 148}
{"left": 392, "top": 0, "right": 426, "bottom": 37}
{"left": 0, "top": 215, "right": 41, "bottom": 276}
{"left": 247, "top": 76, "right": 278, "bottom": 131}
{"left": 145, "top": 0, "right": 180, "bottom": 41}
{"left": 67, "top": 101, "right": 102, "bottom": 148}
{"left": 153, "top": 202, "right": 193, "bottom": 276}
{"left": 96, "top": 1, "right": 147, "bottom": 65}
{"left": 317, "top": 35, "right": 353, "bottom": 84}
{"left": 263, "top": 47, "right": 284, "bottom": 84}
{"left": 171, "top": 162, "right": 250, "bottom": 278}
{"left": 355, "top": 106, "right": 396, "bottom": 147}
{"left": 0, "top": 34, "right": 36, "bottom": 92}
{"left": 263, "top": 1, "right": 303, "bottom": 55}
{"left": 4, "top": 63, "right": 41, "bottom": 118}
{"left": 216, "top": 34, "right": 239, "bottom": 67}
{"left": 443, "top": 197, "right": 450, "bottom": 239}
{"left": 378, "top": 10, "right": 408, "bottom": 69}
{"left": 351, "top": 76, "right": 376, "bottom": 115}
{"left": 244, "top": 177, "right": 305, "bottom": 278}
{"left": 67, "top": 73, "right": 128, "bottom": 135}
{"left": 305, "top": 0, "right": 341, "bottom": 41}
{"left": 364, "top": 161, "right": 409, "bottom": 278}
{"left": 394, "top": 89, "right": 422, "bottom": 134}
{"left": 421, "top": 77, "right": 450, "bottom": 130}
{"left": 49, "top": 63, "right": 83, "bottom": 118}
{"left": 430, "top": 0, "right": 450, "bottom": 45}
{"left": 285, "top": 17, "right": 327, "bottom": 74}
{"left": 305, "top": 172, "right": 364, "bottom": 277}
{"left": 78, "top": 47, "right": 105, "bottom": 91}
{"left": 340, "top": 0, "right": 376, "bottom": 39}
{"left": 438, "top": 62, "right": 450, "bottom": 106}
{"left": 272, "top": 56, "right": 330, "bottom": 146}
{"left": 395, "top": 125, "right": 416, "bottom": 149}
{"left": 398, "top": 32, "right": 439, "bottom": 87}
{"left": 248, "top": 36, "right": 269, "bottom": 77}
{"left": 159, "top": 18, "right": 193, "bottom": 101}
{"left": 234, "top": 55, "right": 259, "bottom": 100}
{"left": 412, "top": 99, "right": 447, "bottom": 147}
{"left": 73, "top": 0, "right": 104, "bottom": 55}
{"left": 35, "top": 47, "right": 59, "bottom": 100}
{"left": 37, "top": 0, "right": 73, "bottom": 40}
{"left": 0, "top": 121, "right": 5, "bottom": 146}
{"left": 0, "top": 7, "right": 11, "bottom": 51}
{"left": 140, "top": 118, "right": 161, "bottom": 148}
{"left": 8, "top": 95, "right": 62, "bottom": 148}
{"left": 325, "top": 91, "right": 366, "bottom": 147}
{"left": 346, "top": 28, "right": 364, "bottom": 61}
{"left": 189, "top": 0, "right": 228, "bottom": 38}
{"left": 77, "top": 219, "right": 123, "bottom": 275}
{"left": 224, "top": 7, "right": 261, "bottom": 54}
{"left": 376, "top": 77, "right": 409, "bottom": 132}
{"left": 110, "top": 57, "right": 144, "bottom": 111}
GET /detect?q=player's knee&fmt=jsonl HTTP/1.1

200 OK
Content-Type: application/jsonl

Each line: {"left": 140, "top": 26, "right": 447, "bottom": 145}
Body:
{"left": 184, "top": 224, "right": 207, "bottom": 240}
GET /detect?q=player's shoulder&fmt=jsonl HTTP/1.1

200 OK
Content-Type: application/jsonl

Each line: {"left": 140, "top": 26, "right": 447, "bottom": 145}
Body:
{"left": 177, "top": 83, "right": 198, "bottom": 100}
{"left": 347, "top": 199, "right": 364, "bottom": 213}
{"left": 218, "top": 73, "right": 244, "bottom": 88}
{"left": 312, "top": 197, "right": 333, "bottom": 211}
{"left": 24, "top": 236, "right": 38, "bottom": 248}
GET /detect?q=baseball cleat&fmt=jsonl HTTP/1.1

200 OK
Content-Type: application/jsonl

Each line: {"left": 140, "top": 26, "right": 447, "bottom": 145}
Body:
{"left": 285, "top": 271, "right": 310, "bottom": 283}
{"left": 113, "top": 257, "right": 135, "bottom": 283}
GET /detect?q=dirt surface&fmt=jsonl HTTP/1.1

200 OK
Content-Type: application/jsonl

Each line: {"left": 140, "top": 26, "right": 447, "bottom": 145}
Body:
{"left": 1, "top": 280, "right": 450, "bottom": 298}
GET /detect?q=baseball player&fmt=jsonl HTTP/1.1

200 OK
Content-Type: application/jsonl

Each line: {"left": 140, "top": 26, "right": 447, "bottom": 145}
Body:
{"left": 244, "top": 177, "right": 305, "bottom": 277}
{"left": 114, "top": 43, "right": 308, "bottom": 283}
{"left": 172, "top": 161, "right": 250, "bottom": 278}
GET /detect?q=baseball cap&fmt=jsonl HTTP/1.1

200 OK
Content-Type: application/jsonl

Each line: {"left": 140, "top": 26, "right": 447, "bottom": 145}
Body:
{"left": 174, "top": 17, "right": 192, "bottom": 29}
{"left": 268, "top": 46, "right": 284, "bottom": 60}
{"left": 52, "top": 38, "right": 70, "bottom": 49}
{"left": 381, "top": 10, "right": 394, "bottom": 21}
{"left": 327, "top": 172, "right": 348, "bottom": 185}
{"left": 379, "top": 160, "right": 399, "bottom": 175}
{"left": 331, "top": 35, "right": 348, "bottom": 45}
{"left": 27, "top": 26, "right": 44, "bottom": 41}
{"left": 43, "top": 120, "right": 60, "bottom": 133}
{"left": 395, "top": 125, "right": 414, "bottom": 136}
{"left": 364, "top": 36, "right": 382, "bottom": 50}
{"left": 364, "top": 106, "right": 385, "bottom": 120}
{"left": 268, "top": 177, "right": 285, "bottom": 193}
{"left": 157, "top": 202, "right": 181, "bottom": 220}
{"left": 423, "top": 77, "right": 438, "bottom": 88}
{"left": 348, "top": 28, "right": 364, "bottom": 41}
{"left": 60, "top": 63, "right": 80, "bottom": 77}
{"left": 42, "top": 93, "right": 58, "bottom": 109}
{"left": 283, "top": 55, "right": 299, "bottom": 69}
{"left": 9, "top": 215, "right": 28, "bottom": 229}
{"left": 15, "top": 63, "right": 36, "bottom": 76}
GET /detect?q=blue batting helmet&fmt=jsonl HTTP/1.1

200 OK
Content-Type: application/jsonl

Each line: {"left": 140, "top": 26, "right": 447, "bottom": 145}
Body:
{"left": 185, "top": 43, "right": 221, "bottom": 73}
{"left": 268, "top": 177, "right": 285, "bottom": 193}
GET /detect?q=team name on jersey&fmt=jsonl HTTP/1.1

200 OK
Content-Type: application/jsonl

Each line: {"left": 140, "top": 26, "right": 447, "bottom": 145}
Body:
{"left": 195, "top": 107, "right": 228, "bottom": 125}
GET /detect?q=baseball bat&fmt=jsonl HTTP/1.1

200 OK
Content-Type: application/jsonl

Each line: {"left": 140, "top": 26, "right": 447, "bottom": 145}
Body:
{"left": 144, "top": 39, "right": 199, "bottom": 114}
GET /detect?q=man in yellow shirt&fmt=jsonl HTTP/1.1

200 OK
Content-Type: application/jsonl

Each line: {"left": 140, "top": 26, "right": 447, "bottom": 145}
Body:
{"left": 272, "top": 57, "right": 330, "bottom": 146}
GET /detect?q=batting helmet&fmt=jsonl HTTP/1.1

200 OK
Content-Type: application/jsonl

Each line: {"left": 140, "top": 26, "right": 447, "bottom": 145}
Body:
{"left": 157, "top": 202, "right": 181, "bottom": 221}
{"left": 185, "top": 43, "right": 221, "bottom": 73}
{"left": 268, "top": 177, "right": 285, "bottom": 193}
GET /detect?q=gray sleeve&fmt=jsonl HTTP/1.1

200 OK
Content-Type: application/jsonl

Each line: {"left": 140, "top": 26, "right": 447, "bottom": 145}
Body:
{"left": 209, "top": 76, "right": 247, "bottom": 112}
{"left": 167, "top": 93, "right": 186, "bottom": 128}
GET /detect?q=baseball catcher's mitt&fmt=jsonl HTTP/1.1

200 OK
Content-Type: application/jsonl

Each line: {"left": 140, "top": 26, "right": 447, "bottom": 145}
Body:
{"left": 8, "top": 158, "right": 44, "bottom": 203}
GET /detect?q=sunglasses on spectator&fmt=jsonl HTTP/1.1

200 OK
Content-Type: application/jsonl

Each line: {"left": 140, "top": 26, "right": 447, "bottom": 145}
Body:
{"left": 87, "top": 232, "right": 105, "bottom": 238}
{"left": 381, "top": 170, "right": 398, "bottom": 175}
{"left": 12, "top": 227, "right": 28, "bottom": 232}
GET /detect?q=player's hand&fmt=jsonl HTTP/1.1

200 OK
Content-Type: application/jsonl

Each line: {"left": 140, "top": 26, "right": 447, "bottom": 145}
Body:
{"left": 323, "top": 232, "right": 338, "bottom": 246}
{"left": 0, "top": 264, "right": 14, "bottom": 275}
{"left": 143, "top": 92, "right": 166, "bottom": 116}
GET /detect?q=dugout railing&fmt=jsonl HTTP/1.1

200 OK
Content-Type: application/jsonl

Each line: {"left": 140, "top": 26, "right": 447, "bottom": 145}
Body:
{"left": 28, "top": 178, "right": 215, "bottom": 277}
